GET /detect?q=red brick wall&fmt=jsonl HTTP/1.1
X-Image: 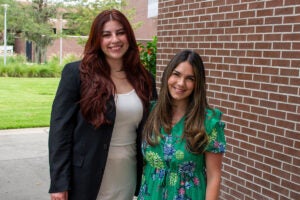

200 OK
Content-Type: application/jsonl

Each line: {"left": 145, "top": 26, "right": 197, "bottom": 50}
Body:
{"left": 157, "top": 1, "right": 300, "bottom": 199}
{"left": 126, "top": 0, "right": 158, "bottom": 40}
{"left": 46, "top": 38, "right": 150, "bottom": 61}
{"left": 14, "top": 36, "right": 85, "bottom": 61}
{"left": 47, "top": 36, "right": 85, "bottom": 60}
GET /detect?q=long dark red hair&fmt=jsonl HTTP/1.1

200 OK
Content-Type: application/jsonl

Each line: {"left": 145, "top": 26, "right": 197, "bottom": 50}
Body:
{"left": 80, "top": 9, "right": 153, "bottom": 128}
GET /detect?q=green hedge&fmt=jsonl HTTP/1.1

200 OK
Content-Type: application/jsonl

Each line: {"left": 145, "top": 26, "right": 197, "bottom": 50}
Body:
{"left": 0, "top": 54, "right": 79, "bottom": 77}
{"left": 0, "top": 38, "right": 157, "bottom": 78}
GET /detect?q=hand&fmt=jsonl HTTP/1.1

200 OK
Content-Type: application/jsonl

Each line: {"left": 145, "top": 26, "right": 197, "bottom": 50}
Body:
{"left": 50, "top": 191, "right": 68, "bottom": 200}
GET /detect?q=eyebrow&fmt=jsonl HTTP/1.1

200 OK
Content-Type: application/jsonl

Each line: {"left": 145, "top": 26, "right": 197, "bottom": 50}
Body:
{"left": 102, "top": 28, "right": 125, "bottom": 33}
{"left": 172, "top": 69, "right": 195, "bottom": 78}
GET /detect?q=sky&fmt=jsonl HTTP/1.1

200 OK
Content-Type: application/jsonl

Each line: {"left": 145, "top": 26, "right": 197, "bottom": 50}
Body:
{"left": 16, "top": 0, "right": 99, "bottom": 3}
{"left": 16, "top": 0, "right": 104, "bottom": 5}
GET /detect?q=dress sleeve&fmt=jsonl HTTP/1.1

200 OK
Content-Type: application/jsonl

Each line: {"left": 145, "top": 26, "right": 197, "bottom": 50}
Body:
{"left": 205, "top": 108, "right": 226, "bottom": 153}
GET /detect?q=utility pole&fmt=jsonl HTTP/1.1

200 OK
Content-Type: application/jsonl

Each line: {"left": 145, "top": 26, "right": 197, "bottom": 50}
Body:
{"left": 60, "top": 16, "right": 63, "bottom": 65}
{"left": 2, "top": 4, "right": 8, "bottom": 66}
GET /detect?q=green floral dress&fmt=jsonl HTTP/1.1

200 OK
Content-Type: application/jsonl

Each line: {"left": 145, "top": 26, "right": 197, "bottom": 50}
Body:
{"left": 138, "top": 108, "right": 226, "bottom": 200}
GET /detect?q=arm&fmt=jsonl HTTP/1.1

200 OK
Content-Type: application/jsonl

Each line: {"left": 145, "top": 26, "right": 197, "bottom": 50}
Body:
{"left": 48, "top": 62, "right": 81, "bottom": 193}
{"left": 150, "top": 73, "right": 158, "bottom": 100}
{"left": 205, "top": 152, "right": 223, "bottom": 200}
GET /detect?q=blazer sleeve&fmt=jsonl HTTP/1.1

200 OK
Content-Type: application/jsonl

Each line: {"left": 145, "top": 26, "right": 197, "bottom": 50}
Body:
{"left": 48, "top": 61, "right": 81, "bottom": 193}
{"left": 150, "top": 73, "right": 158, "bottom": 100}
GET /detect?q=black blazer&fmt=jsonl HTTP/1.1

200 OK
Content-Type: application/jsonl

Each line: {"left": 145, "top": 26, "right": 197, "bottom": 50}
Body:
{"left": 48, "top": 61, "right": 157, "bottom": 200}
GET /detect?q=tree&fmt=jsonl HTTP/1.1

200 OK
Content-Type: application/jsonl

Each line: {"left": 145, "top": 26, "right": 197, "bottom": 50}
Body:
{"left": 21, "top": 0, "right": 58, "bottom": 63}
{"left": 63, "top": 0, "right": 141, "bottom": 44}
{"left": 0, "top": 0, "right": 58, "bottom": 63}
{"left": 0, "top": 0, "right": 20, "bottom": 45}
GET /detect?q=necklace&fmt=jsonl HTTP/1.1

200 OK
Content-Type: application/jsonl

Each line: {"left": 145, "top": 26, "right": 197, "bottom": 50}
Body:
{"left": 112, "top": 76, "right": 126, "bottom": 80}
{"left": 111, "top": 70, "right": 126, "bottom": 79}
{"left": 111, "top": 74, "right": 127, "bottom": 79}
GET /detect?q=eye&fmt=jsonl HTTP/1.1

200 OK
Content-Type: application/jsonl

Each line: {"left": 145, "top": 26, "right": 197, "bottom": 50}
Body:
{"left": 187, "top": 76, "right": 195, "bottom": 81}
{"left": 102, "top": 33, "right": 111, "bottom": 38}
{"left": 117, "top": 30, "right": 126, "bottom": 35}
{"left": 102, "top": 31, "right": 111, "bottom": 38}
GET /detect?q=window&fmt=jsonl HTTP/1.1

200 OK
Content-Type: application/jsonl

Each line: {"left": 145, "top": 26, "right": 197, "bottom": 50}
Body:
{"left": 148, "top": 0, "right": 158, "bottom": 18}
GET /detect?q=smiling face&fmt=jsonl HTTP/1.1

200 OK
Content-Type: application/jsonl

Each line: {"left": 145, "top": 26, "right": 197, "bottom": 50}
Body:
{"left": 100, "top": 20, "right": 129, "bottom": 63}
{"left": 167, "top": 61, "right": 195, "bottom": 105}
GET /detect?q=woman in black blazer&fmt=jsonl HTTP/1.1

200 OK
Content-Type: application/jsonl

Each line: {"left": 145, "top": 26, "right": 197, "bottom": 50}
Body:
{"left": 48, "top": 9, "right": 157, "bottom": 200}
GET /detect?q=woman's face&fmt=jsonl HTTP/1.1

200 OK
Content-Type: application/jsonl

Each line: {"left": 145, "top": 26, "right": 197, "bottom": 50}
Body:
{"left": 167, "top": 61, "right": 195, "bottom": 105}
{"left": 100, "top": 20, "right": 129, "bottom": 62}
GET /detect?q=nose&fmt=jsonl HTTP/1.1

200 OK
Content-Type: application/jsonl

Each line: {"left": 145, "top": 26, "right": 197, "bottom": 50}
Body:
{"left": 111, "top": 34, "right": 120, "bottom": 43}
{"left": 177, "top": 77, "right": 185, "bottom": 86}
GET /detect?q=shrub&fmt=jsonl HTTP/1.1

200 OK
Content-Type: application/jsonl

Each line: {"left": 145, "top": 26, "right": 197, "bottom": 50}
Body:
{"left": 0, "top": 41, "right": 158, "bottom": 78}
{"left": 0, "top": 54, "right": 79, "bottom": 77}
{"left": 138, "top": 36, "right": 157, "bottom": 76}
{"left": 26, "top": 66, "right": 40, "bottom": 77}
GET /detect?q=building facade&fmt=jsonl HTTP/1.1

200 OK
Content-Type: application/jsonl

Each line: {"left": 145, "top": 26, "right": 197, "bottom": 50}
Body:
{"left": 156, "top": 1, "right": 299, "bottom": 199}
{"left": 126, "top": 0, "right": 157, "bottom": 40}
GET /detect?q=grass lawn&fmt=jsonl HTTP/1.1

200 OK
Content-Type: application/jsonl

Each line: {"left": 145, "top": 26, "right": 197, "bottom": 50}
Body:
{"left": 0, "top": 77, "right": 60, "bottom": 129}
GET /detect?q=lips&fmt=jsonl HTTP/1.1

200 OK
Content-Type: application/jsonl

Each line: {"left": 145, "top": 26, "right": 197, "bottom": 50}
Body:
{"left": 109, "top": 45, "right": 122, "bottom": 51}
{"left": 172, "top": 86, "right": 186, "bottom": 94}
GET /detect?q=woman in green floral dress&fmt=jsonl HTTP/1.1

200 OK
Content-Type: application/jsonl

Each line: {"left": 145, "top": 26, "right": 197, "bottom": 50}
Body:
{"left": 138, "top": 50, "right": 226, "bottom": 200}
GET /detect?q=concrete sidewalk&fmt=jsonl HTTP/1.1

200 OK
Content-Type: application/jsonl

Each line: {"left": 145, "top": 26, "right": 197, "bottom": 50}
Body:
{"left": 0, "top": 128, "right": 138, "bottom": 200}
{"left": 0, "top": 127, "right": 50, "bottom": 200}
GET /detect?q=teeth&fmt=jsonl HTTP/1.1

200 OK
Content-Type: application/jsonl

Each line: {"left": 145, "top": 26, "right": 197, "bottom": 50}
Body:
{"left": 174, "top": 88, "right": 185, "bottom": 93}
{"left": 110, "top": 46, "right": 121, "bottom": 49}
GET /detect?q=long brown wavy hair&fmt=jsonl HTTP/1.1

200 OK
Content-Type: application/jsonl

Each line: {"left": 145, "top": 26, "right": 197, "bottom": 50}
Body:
{"left": 80, "top": 9, "right": 153, "bottom": 128}
{"left": 144, "top": 50, "right": 210, "bottom": 154}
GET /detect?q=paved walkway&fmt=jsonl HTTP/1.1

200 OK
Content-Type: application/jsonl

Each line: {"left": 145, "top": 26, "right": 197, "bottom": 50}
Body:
{"left": 0, "top": 127, "right": 50, "bottom": 200}
{"left": 0, "top": 127, "right": 138, "bottom": 200}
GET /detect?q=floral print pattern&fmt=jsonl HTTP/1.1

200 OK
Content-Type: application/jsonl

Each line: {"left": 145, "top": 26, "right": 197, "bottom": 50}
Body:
{"left": 138, "top": 109, "right": 226, "bottom": 200}
{"left": 145, "top": 151, "right": 165, "bottom": 169}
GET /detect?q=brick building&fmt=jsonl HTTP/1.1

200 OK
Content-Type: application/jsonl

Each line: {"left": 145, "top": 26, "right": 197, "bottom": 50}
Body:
{"left": 126, "top": 0, "right": 157, "bottom": 40}
{"left": 156, "top": 1, "right": 299, "bottom": 199}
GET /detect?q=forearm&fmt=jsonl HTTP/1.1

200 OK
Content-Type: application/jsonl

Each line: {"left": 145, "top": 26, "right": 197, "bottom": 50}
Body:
{"left": 205, "top": 175, "right": 221, "bottom": 200}
{"left": 205, "top": 152, "right": 223, "bottom": 200}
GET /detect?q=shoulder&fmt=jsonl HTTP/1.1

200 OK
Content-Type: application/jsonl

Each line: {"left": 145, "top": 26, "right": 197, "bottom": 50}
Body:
{"left": 206, "top": 108, "right": 222, "bottom": 120}
{"left": 205, "top": 108, "right": 224, "bottom": 132}
{"left": 59, "top": 60, "right": 82, "bottom": 87}
{"left": 62, "top": 60, "right": 81, "bottom": 74}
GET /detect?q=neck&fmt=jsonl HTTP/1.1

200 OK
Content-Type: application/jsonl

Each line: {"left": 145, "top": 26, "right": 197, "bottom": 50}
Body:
{"left": 171, "top": 101, "right": 187, "bottom": 125}
{"left": 107, "top": 58, "right": 123, "bottom": 72}
{"left": 172, "top": 100, "right": 188, "bottom": 112}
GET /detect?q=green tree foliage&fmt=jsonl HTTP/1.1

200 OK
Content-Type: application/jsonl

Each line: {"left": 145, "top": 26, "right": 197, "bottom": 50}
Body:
{"left": 0, "top": 0, "right": 20, "bottom": 45}
{"left": 0, "top": 0, "right": 58, "bottom": 63}
{"left": 22, "top": 0, "right": 58, "bottom": 63}
{"left": 63, "top": 0, "right": 141, "bottom": 44}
